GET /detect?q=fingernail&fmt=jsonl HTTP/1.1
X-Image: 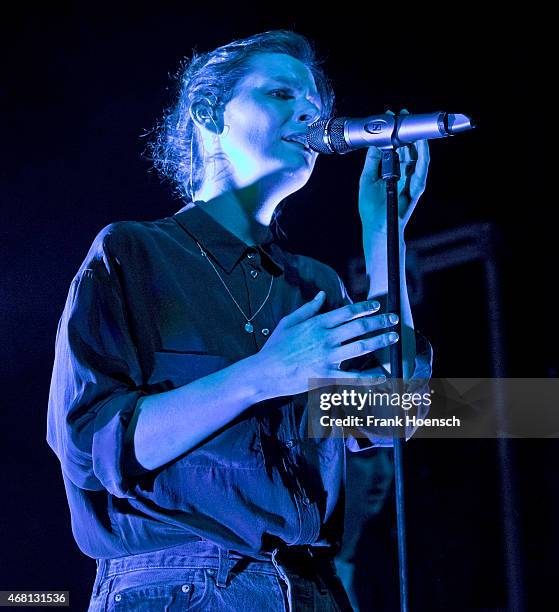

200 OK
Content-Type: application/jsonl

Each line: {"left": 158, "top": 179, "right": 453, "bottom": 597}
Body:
{"left": 389, "top": 332, "right": 399, "bottom": 342}
{"left": 368, "top": 300, "right": 381, "bottom": 310}
{"left": 389, "top": 314, "right": 399, "bottom": 324}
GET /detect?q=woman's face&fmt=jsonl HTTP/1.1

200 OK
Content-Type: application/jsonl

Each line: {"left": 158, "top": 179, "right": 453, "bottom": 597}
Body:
{"left": 346, "top": 450, "right": 394, "bottom": 517}
{"left": 216, "top": 52, "right": 323, "bottom": 191}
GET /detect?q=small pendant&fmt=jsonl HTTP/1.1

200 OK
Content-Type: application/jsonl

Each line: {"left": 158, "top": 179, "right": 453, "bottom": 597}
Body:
{"left": 244, "top": 322, "right": 254, "bottom": 333}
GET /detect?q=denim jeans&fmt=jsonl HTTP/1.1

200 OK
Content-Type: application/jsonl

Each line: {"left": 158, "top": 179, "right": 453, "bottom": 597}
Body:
{"left": 87, "top": 539, "right": 353, "bottom": 611}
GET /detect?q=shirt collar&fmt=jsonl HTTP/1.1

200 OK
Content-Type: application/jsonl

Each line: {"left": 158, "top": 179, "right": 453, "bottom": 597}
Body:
{"left": 173, "top": 201, "right": 284, "bottom": 275}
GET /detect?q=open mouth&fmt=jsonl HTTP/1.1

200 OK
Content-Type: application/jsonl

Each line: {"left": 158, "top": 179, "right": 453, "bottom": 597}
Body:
{"left": 282, "top": 138, "right": 312, "bottom": 154}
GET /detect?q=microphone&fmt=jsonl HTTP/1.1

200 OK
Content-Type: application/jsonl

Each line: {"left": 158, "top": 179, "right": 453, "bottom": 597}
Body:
{"left": 307, "top": 112, "right": 475, "bottom": 154}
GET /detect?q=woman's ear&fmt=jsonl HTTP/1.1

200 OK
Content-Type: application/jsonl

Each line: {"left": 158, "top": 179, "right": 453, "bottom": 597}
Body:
{"left": 190, "top": 100, "right": 223, "bottom": 134}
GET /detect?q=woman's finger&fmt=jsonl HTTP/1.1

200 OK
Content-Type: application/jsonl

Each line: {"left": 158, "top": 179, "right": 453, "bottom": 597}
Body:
{"left": 327, "top": 312, "right": 398, "bottom": 346}
{"left": 362, "top": 145, "right": 383, "bottom": 182}
{"left": 326, "top": 369, "right": 387, "bottom": 384}
{"left": 330, "top": 330, "right": 400, "bottom": 363}
{"left": 279, "top": 291, "right": 325, "bottom": 329}
{"left": 415, "top": 138, "right": 430, "bottom": 180}
{"left": 319, "top": 300, "right": 381, "bottom": 329}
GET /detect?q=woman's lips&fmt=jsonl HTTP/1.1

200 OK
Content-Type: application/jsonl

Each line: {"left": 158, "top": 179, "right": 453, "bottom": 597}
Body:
{"left": 283, "top": 139, "right": 312, "bottom": 155}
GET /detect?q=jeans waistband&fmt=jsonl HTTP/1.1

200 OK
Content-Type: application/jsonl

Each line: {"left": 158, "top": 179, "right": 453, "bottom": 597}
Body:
{"left": 98, "top": 540, "right": 265, "bottom": 578}
{"left": 96, "top": 539, "right": 335, "bottom": 583}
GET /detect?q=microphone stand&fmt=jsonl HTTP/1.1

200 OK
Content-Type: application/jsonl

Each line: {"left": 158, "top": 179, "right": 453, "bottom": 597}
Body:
{"left": 308, "top": 111, "right": 474, "bottom": 611}
{"left": 381, "top": 148, "right": 409, "bottom": 612}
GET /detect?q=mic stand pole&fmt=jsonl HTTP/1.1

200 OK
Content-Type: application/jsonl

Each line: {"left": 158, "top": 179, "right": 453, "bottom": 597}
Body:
{"left": 381, "top": 147, "right": 409, "bottom": 612}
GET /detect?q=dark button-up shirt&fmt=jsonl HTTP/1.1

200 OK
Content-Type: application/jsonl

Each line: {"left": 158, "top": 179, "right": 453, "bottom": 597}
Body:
{"left": 47, "top": 202, "right": 432, "bottom": 560}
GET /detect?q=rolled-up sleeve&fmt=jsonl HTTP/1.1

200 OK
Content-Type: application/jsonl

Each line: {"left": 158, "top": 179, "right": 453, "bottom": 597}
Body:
{"left": 323, "top": 268, "right": 434, "bottom": 451}
{"left": 47, "top": 234, "right": 149, "bottom": 498}
{"left": 345, "top": 329, "right": 434, "bottom": 451}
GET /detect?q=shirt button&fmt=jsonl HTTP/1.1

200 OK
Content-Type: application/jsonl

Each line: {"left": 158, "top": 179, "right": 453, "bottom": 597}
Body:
{"left": 302, "top": 497, "right": 311, "bottom": 506}
{"left": 285, "top": 439, "right": 295, "bottom": 448}
{"left": 114, "top": 594, "right": 122, "bottom": 602}
{"left": 250, "top": 269, "right": 258, "bottom": 278}
{"left": 181, "top": 584, "right": 190, "bottom": 593}
{"left": 247, "top": 251, "right": 256, "bottom": 259}
{"left": 261, "top": 328, "right": 270, "bottom": 336}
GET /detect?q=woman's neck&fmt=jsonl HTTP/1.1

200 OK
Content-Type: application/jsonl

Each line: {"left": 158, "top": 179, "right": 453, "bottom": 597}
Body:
{"left": 194, "top": 187, "right": 280, "bottom": 246}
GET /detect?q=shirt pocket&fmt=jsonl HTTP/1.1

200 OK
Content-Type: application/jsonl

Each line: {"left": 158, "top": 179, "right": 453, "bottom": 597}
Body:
{"left": 148, "top": 351, "right": 265, "bottom": 470}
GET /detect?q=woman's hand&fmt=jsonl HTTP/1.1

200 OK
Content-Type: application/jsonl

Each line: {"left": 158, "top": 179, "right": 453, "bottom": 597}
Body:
{"left": 253, "top": 291, "right": 399, "bottom": 398}
{"left": 358, "top": 109, "right": 430, "bottom": 233}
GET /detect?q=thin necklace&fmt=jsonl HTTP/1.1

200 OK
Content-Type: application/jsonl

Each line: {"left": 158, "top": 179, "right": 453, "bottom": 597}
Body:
{"left": 195, "top": 240, "right": 274, "bottom": 333}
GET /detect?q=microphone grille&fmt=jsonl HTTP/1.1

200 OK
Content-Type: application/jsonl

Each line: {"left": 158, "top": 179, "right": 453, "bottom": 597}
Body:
{"left": 307, "top": 117, "right": 350, "bottom": 154}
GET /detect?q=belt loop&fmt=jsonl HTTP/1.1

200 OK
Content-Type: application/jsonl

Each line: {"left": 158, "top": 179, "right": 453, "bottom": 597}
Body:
{"left": 216, "top": 547, "right": 230, "bottom": 588}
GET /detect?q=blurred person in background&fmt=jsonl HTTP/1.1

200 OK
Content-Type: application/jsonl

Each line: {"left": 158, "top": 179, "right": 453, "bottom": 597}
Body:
{"left": 335, "top": 449, "right": 397, "bottom": 611}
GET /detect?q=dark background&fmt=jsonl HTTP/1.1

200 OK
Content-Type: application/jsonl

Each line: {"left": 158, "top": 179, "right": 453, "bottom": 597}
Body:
{"left": 2, "top": 3, "right": 554, "bottom": 610}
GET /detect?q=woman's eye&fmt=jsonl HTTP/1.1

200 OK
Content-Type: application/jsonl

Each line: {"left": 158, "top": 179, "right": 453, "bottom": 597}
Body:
{"left": 269, "top": 89, "right": 294, "bottom": 100}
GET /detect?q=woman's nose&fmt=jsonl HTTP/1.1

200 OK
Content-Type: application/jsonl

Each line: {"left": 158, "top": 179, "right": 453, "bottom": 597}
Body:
{"left": 296, "top": 101, "right": 321, "bottom": 125}
{"left": 297, "top": 112, "right": 316, "bottom": 124}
